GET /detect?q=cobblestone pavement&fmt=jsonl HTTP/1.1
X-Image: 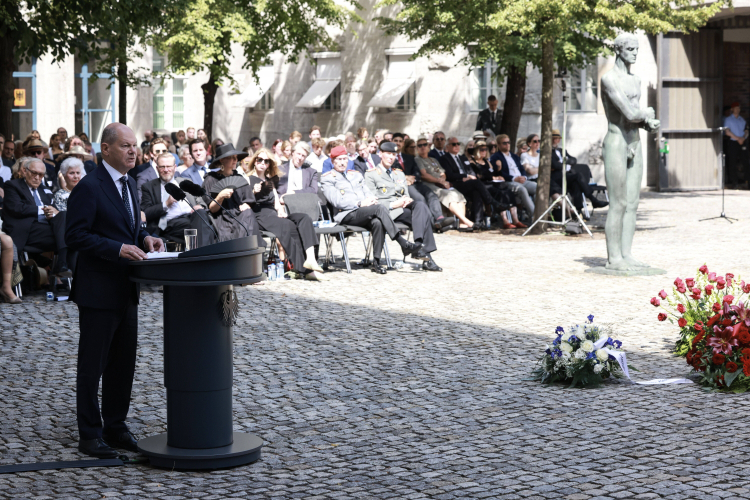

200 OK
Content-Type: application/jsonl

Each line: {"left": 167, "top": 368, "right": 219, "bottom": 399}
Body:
{"left": 3, "top": 190, "right": 750, "bottom": 500}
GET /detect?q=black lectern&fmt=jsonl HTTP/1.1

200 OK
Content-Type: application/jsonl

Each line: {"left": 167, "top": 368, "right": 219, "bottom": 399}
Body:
{"left": 129, "top": 236, "right": 264, "bottom": 469}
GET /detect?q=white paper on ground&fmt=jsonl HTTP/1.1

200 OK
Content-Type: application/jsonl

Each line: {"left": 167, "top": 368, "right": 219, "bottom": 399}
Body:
{"left": 146, "top": 252, "right": 181, "bottom": 259}
{"left": 592, "top": 336, "right": 693, "bottom": 385}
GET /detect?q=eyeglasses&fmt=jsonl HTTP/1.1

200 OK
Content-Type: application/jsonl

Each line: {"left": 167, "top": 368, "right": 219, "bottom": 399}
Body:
{"left": 27, "top": 170, "right": 45, "bottom": 178}
{"left": 434, "top": 137, "right": 446, "bottom": 141}
{"left": 256, "top": 158, "right": 272, "bottom": 165}
{"left": 417, "top": 143, "right": 429, "bottom": 148}
{"left": 449, "top": 142, "right": 460, "bottom": 146}
{"left": 501, "top": 141, "right": 510, "bottom": 145}
{"left": 156, "top": 165, "right": 175, "bottom": 170}
{"left": 530, "top": 139, "right": 540, "bottom": 143}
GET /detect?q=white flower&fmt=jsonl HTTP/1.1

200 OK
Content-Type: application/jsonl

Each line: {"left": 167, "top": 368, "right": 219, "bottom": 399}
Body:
{"left": 582, "top": 340, "right": 595, "bottom": 352}
{"left": 575, "top": 349, "right": 587, "bottom": 360}
{"left": 593, "top": 364, "right": 604, "bottom": 374}
{"left": 561, "top": 332, "right": 572, "bottom": 342}
{"left": 595, "top": 349, "right": 609, "bottom": 362}
{"left": 560, "top": 342, "right": 573, "bottom": 353}
{"left": 575, "top": 325, "right": 584, "bottom": 337}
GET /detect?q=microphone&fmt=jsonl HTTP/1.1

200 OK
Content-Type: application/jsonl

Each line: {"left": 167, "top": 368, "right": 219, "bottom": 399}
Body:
{"left": 179, "top": 180, "right": 250, "bottom": 237}
{"left": 165, "top": 182, "right": 218, "bottom": 240}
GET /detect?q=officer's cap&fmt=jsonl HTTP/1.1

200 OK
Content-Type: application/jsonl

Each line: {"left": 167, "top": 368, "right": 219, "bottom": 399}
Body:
{"left": 379, "top": 141, "right": 398, "bottom": 153}
{"left": 330, "top": 145, "right": 347, "bottom": 159}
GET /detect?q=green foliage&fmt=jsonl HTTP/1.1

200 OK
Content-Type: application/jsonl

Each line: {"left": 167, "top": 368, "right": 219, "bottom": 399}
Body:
{"left": 151, "top": 0, "right": 361, "bottom": 90}
{"left": 377, "top": 0, "right": 729, "bottom": 80}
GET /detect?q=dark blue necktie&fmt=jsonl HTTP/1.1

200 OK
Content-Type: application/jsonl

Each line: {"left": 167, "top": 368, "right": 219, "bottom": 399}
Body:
{"left": 120, "top": 176, "right": 134, "bottom": 230}
{"left": 32, "top": 189, "right": 45, "bottom": 222}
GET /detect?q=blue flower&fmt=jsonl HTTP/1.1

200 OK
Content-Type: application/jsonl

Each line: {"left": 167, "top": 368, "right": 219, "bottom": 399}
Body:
{"left": 568, "top": 335, "right": 579, "bottom": 343}
{"left": 587, "top": 314, "right": 595, "bottom": 323}
{"left": 586, "top": 352, "right": 596, "bottom": 360}
{"left": 608, "top": 354, "right": 616, "bottom": 361}
{"left": 606, "top": 337, "right": 614, "bottom": 346}
{"left": 613, "top": 340, "right": 622, "bottom": 349}
{"left": 555, "top": 326, "right": 564, "bottom": 333}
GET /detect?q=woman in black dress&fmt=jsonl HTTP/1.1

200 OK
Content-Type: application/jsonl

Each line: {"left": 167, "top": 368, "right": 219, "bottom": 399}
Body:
{"left": 468, "top": 140, "right": 523, "bottom": 229}
{"left": 234, "top": 148, "right": 325, "bottom": 280}
{"left": 202, "top": 143, "right": 265, "bottom": 244}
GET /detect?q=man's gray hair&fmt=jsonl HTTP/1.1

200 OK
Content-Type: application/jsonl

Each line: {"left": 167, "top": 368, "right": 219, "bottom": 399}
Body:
{"left": 60, "top": 157, "right": 85, "bottom": 177}
{"left": 101, "top": 125, "right": 119, "bottom": 145}
{"left": 614, "top": 33, "right": 638, "bottom": 52}
{"left": 293, "top": 141, "right": 310, "bottom": 154}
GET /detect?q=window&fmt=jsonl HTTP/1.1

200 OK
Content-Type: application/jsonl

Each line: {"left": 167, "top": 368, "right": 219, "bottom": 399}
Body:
{"left": 257, "top": 84, "right": 274, "bottom": 110}
{"left": 396, "top": 85, "right": 416, "bottom": 110}
{"left": 12, "top": 59, "right": 36, "bottom": 141}
{"left": 470, "top": 59, "right": 502, "bottom": 111}
{"left": 152, "top": 49, "right": 186, "bottom": 129}
{"left": 321, "top": 84, "right": 341, "bottom": 110}
{"left": 368, "top": 51, "right": 416, "bottom": 110}
{"left": 75, "top": 57, "right": 115, "bottom": 145}
{"left": 569, "top": 64, "right": 598, "bottom": 112}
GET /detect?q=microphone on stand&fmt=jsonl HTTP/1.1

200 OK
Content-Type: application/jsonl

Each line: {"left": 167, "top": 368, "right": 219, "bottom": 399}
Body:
{"left": 165, "top": 182, "right": 219, "bottom": 240}
{"left": 179, "top": 180, "right": 250, "bottom": 237}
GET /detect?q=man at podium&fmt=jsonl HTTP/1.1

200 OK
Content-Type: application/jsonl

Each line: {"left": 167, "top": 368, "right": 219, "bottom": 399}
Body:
{"left": 65, "top": 123, "right": 165, "bottom": 458}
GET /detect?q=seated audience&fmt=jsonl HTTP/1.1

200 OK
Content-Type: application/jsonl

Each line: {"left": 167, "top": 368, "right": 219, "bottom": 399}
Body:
{"left": 322, "top": 146, "right": 421, "bottom": 275}
{"left": 140, "top": 153, "right": 208, "bottom": 244}
{"left": 415, "top": 137, "right": 474, "bottom": 231}
{"left": 516, "top": 139, "right": 528, "bottom": 156}
{"left": 238, "top": 149, "right": 254, "bottom": 183}
{"left": 53, "top": 158, "right": 85, "bottom": 212}
{"left": 306, "top": 138, "right": 327, "bottom": 173}
{"left": 2, "top": 139, "right": 15, "bottom": 170}
{"left": 277, "top": 142, "right": 317, "bottom": 198}
{"left": 365, "top": 142, "right": 442, "bottom": 272}
{"left": 57, "top": 144, "right": 95, "bottom": 182}
{"left": 289, "top": 131, "right": 302, "bottom": 147}
{"left": 400, "top": 139, "right": 453, "bottom": 230}
{"left": 179, "top": 138, "right": 211, "bottom": 186}
{"left": 490, "top": 134, "right": 537, "bottom": 221}
{"left": 357, "top": 127, "right": 369, "bottom": 140}
{"left": 234, "top": 148, "right": 324, "bottom": 280}
{"left": 0, "top": 231, "right": 21, "bottom": 303}
{"left": 470, "top": 140, "right": 525, "bottom": 229}
{"left": 249, "top": 136, "right": 263, "bottom": 153}
{"left": 202, "top": 143, "right": 265, "bottom": 243}
{"left": 438, "top": 137, "right": 500, "bottom": 225}
{"left": 520, "top": 134, "right": 539, "bottom": 181}
{"left": 551, "top": 130, "right": 608, "bottom": 212}
{"left": 135, "top": 138, "right": 169, "bottom": 199}
{"left": 353, "top": 139, "right": 381, "bottom": 174}
{"left": 307, "top": 126, "right": 321, "bottom": 149}
{"left": 177, "top": 145, "right": 192, "bottom": 173}
{"left": 49, "top": 133, "right": 63, "bottom": 160}
{"left": 428, "top": 131, "right": 447, "bottom": 159}
{"left": 1, "top": 157, "right": 71, "bottom": 277}
{"left": 322, "top": 139, "right": 355, "bottom": 173}
{"left": 367, "top": 138, "right": 379, "bottom": 156}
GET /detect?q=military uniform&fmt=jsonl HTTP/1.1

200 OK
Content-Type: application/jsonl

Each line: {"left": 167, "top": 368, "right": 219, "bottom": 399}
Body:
{"left": 321, "top": 168, "right": 404, "bottom": 261}
{"left": 364, "top": 165, "right": 437, "bottom": 254}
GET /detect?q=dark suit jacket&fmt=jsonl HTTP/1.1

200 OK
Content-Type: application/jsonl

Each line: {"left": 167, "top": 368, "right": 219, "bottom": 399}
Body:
{"left": 551, "top": 148, "right": 577, "bottom": 172}
{"left": 399, "top": 154, "right": 421, "bottom": 181}
{"left": 1, "top": 178, "right": 55, "bottom": 251}
{"left": 438, "top": 153, "right": 474, "bottom": 184}
{"left": 140, "top": 177, "right": 200, "bottom": 234}
{"left": 277, "top": 162, "right": 317, "bottom": 195}
{"left": 476, "top": 107, "right": 502, "bottom": 135}
{"left": 491, "top": 152, "right": 528, "bottom": 182}
{"left": 65, "top": 165, "right": 149, "bottom": 310}
{"left": 352, "top": 154, "right": 381, "bottom": 175}
{"left": 428, "top": 149, "right": 446, "bottom": 161}
{"left": 135, "top": 162, "right": 158, "bottom": 201}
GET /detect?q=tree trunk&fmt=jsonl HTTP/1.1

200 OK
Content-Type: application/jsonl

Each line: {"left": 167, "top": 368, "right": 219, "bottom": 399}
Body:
{"left": 499, "top": 64, "right": 527, "bottom": 147}
{"left": 0, "top": 31, "right": 16, "bottom": 141}
{"left": 118, "top": 58, "right": 127, "bottom": 125}
{"left": 201, "top": 72, "right": 218, "bottom": 141}
{"left": 528, "top": 38, "right": 555, "bottom": 235}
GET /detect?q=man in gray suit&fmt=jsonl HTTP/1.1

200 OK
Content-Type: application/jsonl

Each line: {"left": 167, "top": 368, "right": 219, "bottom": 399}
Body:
{"left": 321, "top": 146, "right": 420, "bottom": 274}
{"left": 365, "top": 142, "right": 441, "bottom": 271}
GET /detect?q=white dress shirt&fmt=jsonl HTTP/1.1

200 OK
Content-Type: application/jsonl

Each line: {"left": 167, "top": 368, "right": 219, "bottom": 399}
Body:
{"left": 102, "top": 160, "right": 135, "bottom": 224}
{"left": 162, "top": 178, "right": 193, "bottom": 223}
{"left": 503, "top": 152, "right": 522, "bottom": 178}
{"left": 452, "top": 154, "right": 465, "bottom": 174}
{"left": 288, "top": 165, "right": 303, "bottom": 193}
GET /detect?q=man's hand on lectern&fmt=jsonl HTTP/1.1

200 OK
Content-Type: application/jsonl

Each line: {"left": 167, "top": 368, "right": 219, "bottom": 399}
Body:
{"left": 144, "top": 236, "right": 165, "bottom": 253}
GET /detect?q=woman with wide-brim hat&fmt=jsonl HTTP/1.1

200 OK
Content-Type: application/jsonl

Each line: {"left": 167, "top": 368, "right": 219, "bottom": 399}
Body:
{"left": 201, "top": 143, "right": 266, "bottom": 245}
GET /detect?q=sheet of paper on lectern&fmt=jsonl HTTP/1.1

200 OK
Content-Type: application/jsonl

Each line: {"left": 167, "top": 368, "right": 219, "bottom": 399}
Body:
{"left": 146, "top": 252, "right": 181, "bottom": 259}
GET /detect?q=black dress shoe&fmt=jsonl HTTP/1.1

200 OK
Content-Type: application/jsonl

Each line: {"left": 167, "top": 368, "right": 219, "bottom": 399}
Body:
{"left": 412, "top": 245, "right": 430, "bottom": 261}
{"left": 423, "top": 259, "right": 442, "bottom": 272}
{"left": 79, "top": 438, "right": 119, "bottom": 458}
{"left": 439, "top": 216, "right": 455, "bottom": 228}
{"left": 369, "top": 263, "right": 387, "bottom": 274}
{"left": 103, "top": 431, "right": 139, "bottom": 452}
{"left": 591, "top": 198, "right": 609, "bottom": 208}
{"left": 401, "top": 241, "right": 420, "bottom": 259}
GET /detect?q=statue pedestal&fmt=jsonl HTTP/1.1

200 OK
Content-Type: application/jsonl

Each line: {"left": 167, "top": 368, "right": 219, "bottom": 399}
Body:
{"left": 585, "top": 267, "right": 667, "bottom": 277}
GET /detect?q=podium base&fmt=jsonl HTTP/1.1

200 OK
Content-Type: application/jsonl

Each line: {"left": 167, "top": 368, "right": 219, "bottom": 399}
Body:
{"left": 138, "top": 432, "right": 263, "bottom": 470}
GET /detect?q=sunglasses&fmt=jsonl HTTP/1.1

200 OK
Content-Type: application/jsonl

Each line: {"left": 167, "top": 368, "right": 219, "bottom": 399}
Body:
{"left": 501, "top": 141, "right": 510, "bottom": 145}
{"left": 435, "top": 137, "right": 446, "bottom": 141}
{"left": 449, "top": 142, "right": 460, "bottom": 146}
{"left": 478, "top": 147, "right": 488, "bottom": 152}
{"left": 530, "top": 139, "right": 540, "bottom": 143}
{"left": 255, "top": 158, "right": 272, "bottom": 165}
{"left": 417, "top": 143, "right": 429, "bottom": 148}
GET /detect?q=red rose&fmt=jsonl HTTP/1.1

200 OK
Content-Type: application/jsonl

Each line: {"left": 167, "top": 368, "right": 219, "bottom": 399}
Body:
{"left": 692, "top": 332, "right": 705, "bottom": 345}
{"left": 677, "top": 286, "right": 687, "bottom": 294}
{"left": 691, "top": 293, "right": 702, "bottom": 300}
{"left": 659, "top": 289, "right": 668, "bottom": 299}
{"left": 727, "top": 361, "right": 738, "bottom": 373}
{"left": 742, "top": 347, "right": 750, "bottom": 358}
{"left": 674, "top": 278, "right": 684, "bottom": 287}
{"left": 651, "top": 297, "right": 661, "bottom": 307}
{"left": 658, "top": 313, "right": 667, "bottom": 322}
{"left": 678, "top": 318, "right": 688, "bottom": 328}
{"left": 728, "top": 278, "right": 733, "bottom": 287}
{"left": 743, "top": 360, "right": 750, "bottom": 376}
{"left": 692, "top": 287, "right": 701, "bottom": 295}
{"left": 705, "top": 285, "right": 714, "bottom": 295}
{"left": 713, "top": 353, "right": 726, "bottom": 365}
{"left": 677, "top": 304, "right": 686, "bottom": 313}
{"left": 708, "top": 314, "right": 720, "bottom": 327}
{"left": 686, "top": 278, "right": 695, "bottom": 288}
{"left": 708, "top": 272, "right": 717, "bottom": 282}
{"left": 738, "top": 332, "right": 750, "bottom": 347}
{"left": 717, "top": 282, "right": 726, "bottom": 290}
{"left": 694, "top": 322, "right": 704, "bottom": 333}
{"left": 744, "top": 284, "right": 750, "bottom": 294}
{"left": 712, "top": 302, "right": 722, "bottom": 313}
{"left": 723, "top": 295, "right": 734, "bottom": 304}
{"left": 686, "top": 351, "right": 694, "bottom": 364}
{"left": 727, "top": 273, "right": 735, "bottom": 279}
{"left": 699, "top": 265, "right": 708, "bottom": 274}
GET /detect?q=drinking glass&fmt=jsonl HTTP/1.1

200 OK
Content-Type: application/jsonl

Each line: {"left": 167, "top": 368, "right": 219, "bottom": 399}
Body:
{"left": 184, "top": 229, "right": 198, "bottom": 251}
